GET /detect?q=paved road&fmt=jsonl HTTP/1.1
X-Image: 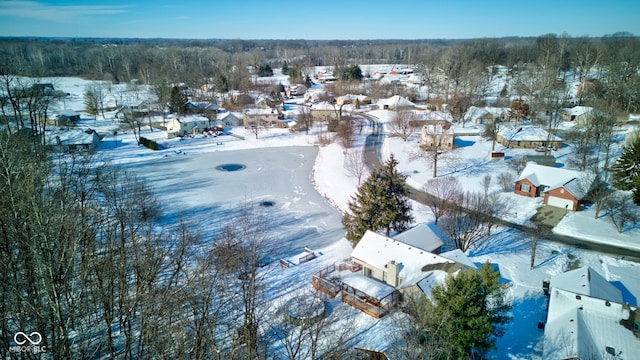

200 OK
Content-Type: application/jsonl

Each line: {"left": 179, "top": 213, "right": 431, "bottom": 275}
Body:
{"left": 361, "top": 115, "right": 640, "bottom": 261}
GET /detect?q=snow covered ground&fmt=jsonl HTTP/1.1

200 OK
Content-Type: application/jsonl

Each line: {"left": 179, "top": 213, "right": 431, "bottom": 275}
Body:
{"left": 30, "top": 77, "right": 640, "bottom": 359}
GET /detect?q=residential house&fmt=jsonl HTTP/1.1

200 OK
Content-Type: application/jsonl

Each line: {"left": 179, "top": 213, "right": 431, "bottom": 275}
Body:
{"left": 560, "top": 106, "right": 595, "bottom": 126}
{"left": 376, "top": 95, "right": 415, "bottom": 110}
{"left": 217, "top": 111, "right": 243, "bottom": 128}
{"left": 542, "top": 267, "right": 640, "bottom": 360}
{"left": 514, "top": 163, "right": 592, "bottom": 211}
{"left": 285, "top": 84, "right": 307, "bottom": 98}
{"left": 309, "top": 102, "right": 340, "bottom": 122}
{"left": 49, "top": 109, "right": 81, "bottom": 126}
{"left": 464, "top": 106, "right": 509, "bottom": 124}
{"left": 45, "top": 129, "right": 101, "bottom": 152}
{"left": 164, "top": 116, "right": 211, "bottom": 138}
{"left": 496, "top": 125, "right": 563, "bottom": 149}
{"left": 420, "top": 120, "right": 455, "bottom": 150}
{"left": 185, "top": 100, "right": 219, "bottom": 118}
{"left": 243, "top": 108, "right": 280, "bottom": 128}
{"left": 115, "top": 100, "right": 160, "bottom": 121}
{"left": 392, "top": 223, "right": 444, "bottom": 254}
{"left": 312, "top": 226, "right": 474, "bottom": 318}
{"left": 335, "top": 94, "right": 372, "bottom": 106}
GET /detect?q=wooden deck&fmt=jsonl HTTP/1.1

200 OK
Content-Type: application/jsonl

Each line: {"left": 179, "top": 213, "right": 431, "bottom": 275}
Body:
{"left": 311, "top": 261, "right": 399, "bottom": 318}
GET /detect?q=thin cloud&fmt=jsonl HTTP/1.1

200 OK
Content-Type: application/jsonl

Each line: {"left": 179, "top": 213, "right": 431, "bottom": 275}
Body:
{"left": 0, "top": 1, "right": 132, "bottom": 22}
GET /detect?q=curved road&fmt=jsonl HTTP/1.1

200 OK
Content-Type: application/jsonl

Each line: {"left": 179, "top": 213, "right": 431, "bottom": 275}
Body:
{"left": 361, "top": 114, "right": 640, "bottom": 261}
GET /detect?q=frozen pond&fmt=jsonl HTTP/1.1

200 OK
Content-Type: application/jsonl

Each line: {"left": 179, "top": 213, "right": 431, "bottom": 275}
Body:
{"left": 128, "top": 146, "right": 345, "bottom": 259}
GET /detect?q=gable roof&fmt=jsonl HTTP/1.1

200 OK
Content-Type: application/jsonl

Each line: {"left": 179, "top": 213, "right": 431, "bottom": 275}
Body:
{"left": 392, "top": 223, "right": 444, "bottom": 253}
{"left": 377, "top": 95, "right": 415, "bottom": 109}
{"left": 351, "top": 230, "right": 457, "bottom": 288}
{"left": 549, "top": 266, "right": 623, "bottom": 303}
{"left": 517, "top": 163, "right": 590, "bottom": 198}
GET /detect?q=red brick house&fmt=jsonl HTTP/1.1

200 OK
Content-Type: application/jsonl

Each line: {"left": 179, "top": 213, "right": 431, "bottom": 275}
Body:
{"left": 515, "top": 163, "right": 592, "bottom": 211}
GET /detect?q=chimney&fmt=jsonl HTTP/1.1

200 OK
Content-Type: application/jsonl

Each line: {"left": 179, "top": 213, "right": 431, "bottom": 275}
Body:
{"left": 386, "top": 260, "right": 399, "bottom": 287}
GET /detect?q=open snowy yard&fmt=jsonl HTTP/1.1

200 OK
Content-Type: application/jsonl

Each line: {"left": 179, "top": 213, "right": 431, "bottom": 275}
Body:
{"left": 127, "top": 146, "right": 345, "bottom": 260}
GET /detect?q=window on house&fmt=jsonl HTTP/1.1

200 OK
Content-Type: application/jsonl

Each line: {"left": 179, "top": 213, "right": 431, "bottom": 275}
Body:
{"left": 364, "top": 268, "right": 372, "bottom": 278}
{"left": 520, "top": 183, "right": 530, "bottom": 192}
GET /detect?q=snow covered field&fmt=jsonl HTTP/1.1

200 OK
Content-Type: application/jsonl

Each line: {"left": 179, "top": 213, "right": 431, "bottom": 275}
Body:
{"left": 35, "top": 77, "right": 640, "bottom": 359}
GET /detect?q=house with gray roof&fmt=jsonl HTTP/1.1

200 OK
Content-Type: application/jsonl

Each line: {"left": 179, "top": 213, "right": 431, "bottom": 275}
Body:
{"left": 543, "top": 267, "right": 640, "bottom": 360}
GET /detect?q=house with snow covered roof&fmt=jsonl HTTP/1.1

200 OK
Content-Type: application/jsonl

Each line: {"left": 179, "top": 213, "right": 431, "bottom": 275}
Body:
{"left": 335, "top": 94, "right": 371, "bottom": 106}
{"left": 243, "top": 108, "right": 280, "bottom": 128}
{"left": 164, "top": 115, "right": 211, "bottom": 138}
{"left": 312, "top": 226, "right": 474, "bottom": 318}
{"left": 419, "top": 120, "right": 455, "bottom": 150}
{"left": 376, "top": 95, "right": 415, "bottom": 110}
{"left": 514, "top": 163, "right": 592, "bottom": 211}
{"left": 464, "top": 106, "right": 509, "bottom": 125}
{"left": 542, "top": 267, "right": 640, "bottom": 360}
{"left": 560, "top": 106, "right": 595, "bottom": 126}
{"left": 216, "top": 111, "right": 243, "bottom": 128}
{"left": 496, "top": 124, "right": 563, "bottom": 149}
{"left": 45, "top": 128, "right": 101, "bottom": 152}
{"left": 391, "top": 223, "right": 444, "bottom": 254}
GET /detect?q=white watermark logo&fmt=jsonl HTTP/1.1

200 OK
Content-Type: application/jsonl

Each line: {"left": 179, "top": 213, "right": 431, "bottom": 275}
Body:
{"left": 10, "top": 331, "right": 47, "bottom": 354}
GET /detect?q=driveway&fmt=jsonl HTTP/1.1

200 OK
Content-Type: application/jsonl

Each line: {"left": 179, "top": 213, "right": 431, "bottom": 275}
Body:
{"left": 531, "top": 205, "right": 569, "bottom": 228}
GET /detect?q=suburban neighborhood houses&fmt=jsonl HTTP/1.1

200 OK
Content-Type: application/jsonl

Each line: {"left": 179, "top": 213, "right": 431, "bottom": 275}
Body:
{"left": 2, "top": 35, "right": 640, "bottom": 359}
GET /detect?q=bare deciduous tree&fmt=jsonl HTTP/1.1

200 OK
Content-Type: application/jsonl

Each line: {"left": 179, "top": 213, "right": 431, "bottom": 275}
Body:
{"left": 412, "top": 122, "right": 454, "bottom": 178}
{"left": 336, "top": 116, "right": 355, "bottom": 148}
{"left": 344, "top": 148, "right": 367, "bottom": 185}
{"left": 604, "top": 192, "right": 638, "bottom": 233}
{"left": 297, "top": 105, "right": 314, "bottom": 135}
{"left": 423, "top": 176, "right": 461, "bottom": 224}
{"left": 388, "top": 109, "right": 415, "bottom": 141}
{"left": 439, "top": 191, "right": 508, "bottom": 252}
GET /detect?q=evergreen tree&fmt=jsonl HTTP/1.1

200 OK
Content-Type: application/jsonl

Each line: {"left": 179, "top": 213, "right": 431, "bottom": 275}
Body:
{"left": 339, "top": 64, "right": 364, "bottom": 82}
{"left": 612, "top": 135, "right": 640, "bottom": 194}
{"left": 257, "top": 64, "right": 273, "bottom": 77}
{"left": 342, "top": 155, "right": 413, "bottom": 245}
{"left": 425, "top": 262, "right": 512, "bottom": 358}
{"left": 169, "top": 85, "right": 188, "bottom": 116}
{"left": 84, "top": 90, "right": 99, "bottom": 120}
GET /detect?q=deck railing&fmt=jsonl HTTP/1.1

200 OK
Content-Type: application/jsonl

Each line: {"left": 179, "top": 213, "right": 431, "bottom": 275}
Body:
{"left": 341, "top": 290, "right": 398, "bottom": 319}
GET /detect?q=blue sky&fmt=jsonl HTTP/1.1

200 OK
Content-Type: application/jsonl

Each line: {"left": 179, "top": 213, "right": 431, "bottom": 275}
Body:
{"left": 0, "top": 0, "right": 638, "bottom": 39}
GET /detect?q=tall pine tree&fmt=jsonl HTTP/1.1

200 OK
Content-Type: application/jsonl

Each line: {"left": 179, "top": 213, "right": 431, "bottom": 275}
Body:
{"left": 342, "top": 155, "right": 413, "bottom": 245}
{"left": 612, "top": 135, "right": 640, "bottom": 204}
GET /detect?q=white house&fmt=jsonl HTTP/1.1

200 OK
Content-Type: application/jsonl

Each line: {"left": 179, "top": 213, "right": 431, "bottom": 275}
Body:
{"left": 376, "top": 95, "right": 415, "bottom": 110}
{"left": 543, "top": 267, "right": 640, "bottom": 360}
{"left": 164, "top": 116, "right": 211, "bottom": 138}
{"left": 420, "top": 120, "right": 455, "bottom": 150}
